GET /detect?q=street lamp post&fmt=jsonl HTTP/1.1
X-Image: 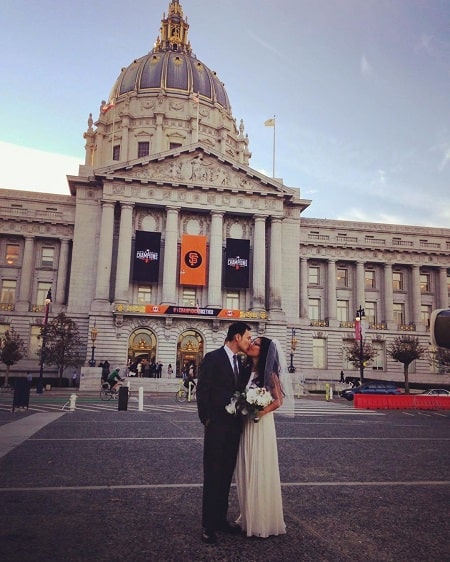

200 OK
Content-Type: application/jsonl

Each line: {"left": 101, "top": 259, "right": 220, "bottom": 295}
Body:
{"left": 36, "top": 288, "right": 52, "bottom": 394}
{"left": 88, "top": 324, "right": 98, "bottom": 367}
{"left": 355, "top": 305, "right": 365, "bottom": 384}
{"left": 288, "top": 328, "right": 297, "bottom": 373}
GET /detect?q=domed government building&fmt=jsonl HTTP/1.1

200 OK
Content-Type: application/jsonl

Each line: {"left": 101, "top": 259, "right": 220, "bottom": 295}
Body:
{"left": 1, "top": 0, "right": 449, "bottom": 389}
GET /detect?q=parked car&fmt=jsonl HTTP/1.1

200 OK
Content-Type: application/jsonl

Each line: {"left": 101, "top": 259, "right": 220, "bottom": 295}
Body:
{"left": 420, "top": 389, "right": 450, "bottom": 396}
{"left": 340, "top": 382, "right": 402, "bottom": 401}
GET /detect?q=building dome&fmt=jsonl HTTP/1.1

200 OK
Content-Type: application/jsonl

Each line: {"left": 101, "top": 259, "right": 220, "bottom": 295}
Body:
{"left": 109, "top": 50, "right": 230, "bottom": 111}
{"left": 85, "top": 1, "right": 250, "bottom": 169}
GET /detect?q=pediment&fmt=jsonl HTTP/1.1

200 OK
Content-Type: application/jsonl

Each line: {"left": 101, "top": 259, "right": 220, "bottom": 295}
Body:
{"left": 95, "top": 144, "right": 295, "bottom": 198}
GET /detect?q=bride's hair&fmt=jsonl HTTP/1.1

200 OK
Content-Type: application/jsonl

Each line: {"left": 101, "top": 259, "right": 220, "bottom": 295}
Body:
{"left": 253, "top": 337, "right": 279, "bottom": 389}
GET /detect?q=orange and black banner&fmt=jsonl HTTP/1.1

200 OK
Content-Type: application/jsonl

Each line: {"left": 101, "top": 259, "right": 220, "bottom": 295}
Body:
{"left": 224, "top": 238, "right": 250, "bottom": 288}
{"left": 179, "top": 234, "right": 207, "bottom": 286}
{"left": 133, "top": 231, "right": 161, "bottom": 282}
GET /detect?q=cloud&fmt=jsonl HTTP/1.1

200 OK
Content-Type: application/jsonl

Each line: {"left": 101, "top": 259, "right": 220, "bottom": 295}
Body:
{"left": 247, "top": 30, "right": 283, "bottom": 58}
{"left": 0, "top": 142, "right": 82, "bottom": 195}
{"left": 360, "top": 54, "right": 376, "bottom": 79}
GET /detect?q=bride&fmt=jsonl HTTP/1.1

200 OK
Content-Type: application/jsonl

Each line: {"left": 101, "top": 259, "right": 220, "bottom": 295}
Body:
{"left": 235, "top": 336, "right": 294, "bottom": 538}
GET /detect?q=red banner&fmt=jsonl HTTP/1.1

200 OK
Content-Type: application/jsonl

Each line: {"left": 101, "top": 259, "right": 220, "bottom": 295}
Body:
{"left": 179, "top": 235, "right": 207, "bottom": 286}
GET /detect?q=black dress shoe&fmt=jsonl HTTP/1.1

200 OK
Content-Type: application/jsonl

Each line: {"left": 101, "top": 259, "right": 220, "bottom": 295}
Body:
{"left": 218, "top": 522, "right": 242, "bottom": 535}
{"left": 201, "top": 529, "right": 218, "bottom": 544}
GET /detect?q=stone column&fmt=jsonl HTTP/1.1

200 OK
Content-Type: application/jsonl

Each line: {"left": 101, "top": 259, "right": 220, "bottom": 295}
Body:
{"left": 384, "top": 263, "right": 394, "bottom": 328}
{"left": 356, "top": 261, "right": 365, "bottom": 310}
{"left": 17, "top": 236, "right": 35, "bottom": 310}
{"left": 439, "top": 266, "right": 449, "bottom": 309}
{"left": 114, "top": 202, "right": 134, "bottom": 303}
{"left": 55, "top": 239, "right": 70, "bottom": 305}
{"left": 327, "top": 259, "right": 337, "bottom": 325}
{"left": 162, "top": 207, "right": 179, "bottom": 305}
{"left": 94, "top": 201, "right": 115, "bottom": 302}
{"left": 155, "top": 113, "right": 164, "bottom": 153}
{"left": 269, "top": 218, "right": 282, "bottom": 311}
{"left": 207, "top": 211, "right": 223, "bottom": 308}
{"left": 300, "top": 257, "right": 308, "bottom": 319}
{"left": 411, "top": 265, "right": 422, "bottom": 326}
{"left": 252, "top": 215, "right": 266, "bottom": 310}
{"left": 121, "top": 116, "right": 130, "bottom": 161}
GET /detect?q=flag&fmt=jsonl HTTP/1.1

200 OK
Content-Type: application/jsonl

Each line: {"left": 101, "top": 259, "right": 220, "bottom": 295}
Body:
{"left": 101, "top": 99, "right": 115, "bottom": 114}
{"left": 264, "top": 117, "right": 275, "bottom": 127}
{"left": 191, "top": 92, "right": 200, "bottom": 104}
{"left": 179, "top": 235, "right": 207, "bottom": 286}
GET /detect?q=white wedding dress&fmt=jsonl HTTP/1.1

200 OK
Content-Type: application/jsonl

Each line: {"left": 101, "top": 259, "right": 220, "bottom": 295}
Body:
{"left": 235, "top": 373, "right": 286, "bottom": 538}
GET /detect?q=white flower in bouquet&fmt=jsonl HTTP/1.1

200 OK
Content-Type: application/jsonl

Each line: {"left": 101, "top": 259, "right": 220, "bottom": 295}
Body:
{"left": 245, "top": 387, "right": 273, "bottom": 421}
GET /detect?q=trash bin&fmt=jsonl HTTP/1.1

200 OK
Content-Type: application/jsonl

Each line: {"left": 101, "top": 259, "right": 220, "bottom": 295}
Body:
{"left": 12, "top": 378, "right": 30, "bottom": 412}
{"left": 118, "top": 386, "right": 129, "bottom": 411}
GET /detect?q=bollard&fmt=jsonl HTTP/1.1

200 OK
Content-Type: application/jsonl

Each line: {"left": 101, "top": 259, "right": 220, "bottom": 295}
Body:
{"left": 69, "top": 393, "right": 77, "bottom": 411}
{"left": 325, "top": 383, "right": 330, "bottom": 401}
{"left": 138, "top": 386, "right": 144, "bottom": 411}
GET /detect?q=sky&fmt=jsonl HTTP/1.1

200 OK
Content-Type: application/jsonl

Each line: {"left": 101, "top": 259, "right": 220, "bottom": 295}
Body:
{"left": 1, "top": 0, "right": 449, "bottom": 228}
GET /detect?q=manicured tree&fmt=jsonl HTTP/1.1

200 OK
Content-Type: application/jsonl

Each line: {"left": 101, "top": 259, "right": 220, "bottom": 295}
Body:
{"left": 430, "top": 346, "right": 450, "bottom": 375}
{"left": 345, "top": 340, "right": 376, "bottom": 383}
{"left": 39, "top": 313, "right": 85, "bottom": 385}
{"left": 0, "top": 329, "right": 26, "bottom": 387}
{"left": 387, "top": 336, "right": 425, "bottom": 394}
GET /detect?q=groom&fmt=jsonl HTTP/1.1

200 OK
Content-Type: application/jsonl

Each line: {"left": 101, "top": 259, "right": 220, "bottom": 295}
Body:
{"left": 197, "top": 321, "right": 252, "bottom": 544}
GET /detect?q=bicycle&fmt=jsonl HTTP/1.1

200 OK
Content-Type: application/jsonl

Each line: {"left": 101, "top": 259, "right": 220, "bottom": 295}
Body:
{"left": 175, "top": 379, "right": 196, "bottom": 403}
{"left": 100, "top": 381, "right": 129, "bottom": 401}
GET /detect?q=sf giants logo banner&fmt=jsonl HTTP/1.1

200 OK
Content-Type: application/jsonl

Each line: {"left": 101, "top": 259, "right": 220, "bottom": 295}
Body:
{"left": 179, "top": 234, "right": 207, "bottom": 286}
{"left": 224, "top": 238, "right": 250, "bottom": 288}
{"left": 133, "top": 231, "right": 161, "bottom": 282}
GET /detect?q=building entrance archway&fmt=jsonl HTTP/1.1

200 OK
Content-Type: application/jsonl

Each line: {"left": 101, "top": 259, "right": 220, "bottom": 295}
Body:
{"left": 177, "top": 330, "right": 204, "bottom": 378}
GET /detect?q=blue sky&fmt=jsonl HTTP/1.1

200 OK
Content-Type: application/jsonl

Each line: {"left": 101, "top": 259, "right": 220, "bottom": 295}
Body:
{"left": 1, "top": 0, "right": 449, "bottom": 228}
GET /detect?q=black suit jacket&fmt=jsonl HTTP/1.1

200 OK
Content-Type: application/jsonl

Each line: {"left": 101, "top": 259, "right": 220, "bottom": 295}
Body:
{"left": 197, "top": 347, "right": 250, "bottom": 426}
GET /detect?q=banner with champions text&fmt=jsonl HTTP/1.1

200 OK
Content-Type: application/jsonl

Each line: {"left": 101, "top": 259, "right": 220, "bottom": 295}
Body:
{"left": 224, "top": 238, "right": 250, "bottom": 288}
{"left": 179, "top": 234, "right": 207, "bottom": 286}
{"left": 132, "top": 231, "right": 161, "bottom": 283}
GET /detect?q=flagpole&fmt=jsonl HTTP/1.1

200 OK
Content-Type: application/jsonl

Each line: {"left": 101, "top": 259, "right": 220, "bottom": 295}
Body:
{"left": 272, "top": 115, "right": 276, "bottom": 178}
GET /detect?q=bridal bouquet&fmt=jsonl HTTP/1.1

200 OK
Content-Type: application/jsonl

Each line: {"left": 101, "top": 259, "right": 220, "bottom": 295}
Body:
{"left": 225, "top": 387, "right": 273, "bottom": 423}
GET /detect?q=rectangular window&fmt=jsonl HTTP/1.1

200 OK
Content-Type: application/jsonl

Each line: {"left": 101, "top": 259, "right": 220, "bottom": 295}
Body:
{"left": 226, "top": 291, "right": 240, "bottom": 310}
{"left": 372, "top": 341, "right": 384, "bottom": 370}
{"left": 420, "top": 273, "right": 430, "bottom": 293}
{"left": 365, "top": 302, "right": 377, "bottom": 325}
{"left": 29, "top": 325, "right": 42, "bottom": 358}
{"left": 37, "top": 282, "right": 52, "bottom": 306}
{"left": 365, "top": 270, "right": 375, "bottom": 289}
{"left": 421, "top": 304, "right": 432, "bottom": 328}
{"left": 6, "top": 244, "right": 20, "bottom": 266}
{"left": 1, "top": 280, "right": 16, "bottom": 304}
{"left": 137, "top": 286, "right": 152, "bottom": 305}
{"left": 41, "top": 247, "right": 55, "bottom": 268}
{"left": 337, "top": 268, "right": 348, "bottom": 288}
{"left": 393, "top": 272, "right": 403, "bottom": 291}
{"left": 182, "top": 289, "right": 197, "bottom": 307}
{"left": 312, "top": 338, "right": 325, "bottom": 369}
{"left": 169, "top": 142, "right": 182, "bottom": 150}
{"left": 308, "top": 266, "right": 320, "bottom": 285}
{"left": 337, "top": 300, "right": 348, "bottom": 322}
{"left": 393, "top": 303, "right": 405, "bottom": 324}
{"left": 112, "top": 145, "right": 120, "bottom": 161}
{"left": 138, "top": 142, "right": 150, "bottom": 158}
{"left": 308, "top": 298, "right": 320, "bottom": 321}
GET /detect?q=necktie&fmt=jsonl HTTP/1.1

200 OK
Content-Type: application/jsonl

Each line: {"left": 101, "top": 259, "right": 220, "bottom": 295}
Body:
{"left": 233, "top": 354, "right": 239, "bottom": 385}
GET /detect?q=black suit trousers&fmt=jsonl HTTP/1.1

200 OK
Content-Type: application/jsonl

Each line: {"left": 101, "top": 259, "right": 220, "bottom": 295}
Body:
{"left": 202, "top": 416, "right": 241, "bottom": 530}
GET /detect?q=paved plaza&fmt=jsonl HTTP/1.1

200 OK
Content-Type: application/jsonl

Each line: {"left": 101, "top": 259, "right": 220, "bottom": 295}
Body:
{"left": 0, "top": 392, "right": 449, "bottom": 561}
